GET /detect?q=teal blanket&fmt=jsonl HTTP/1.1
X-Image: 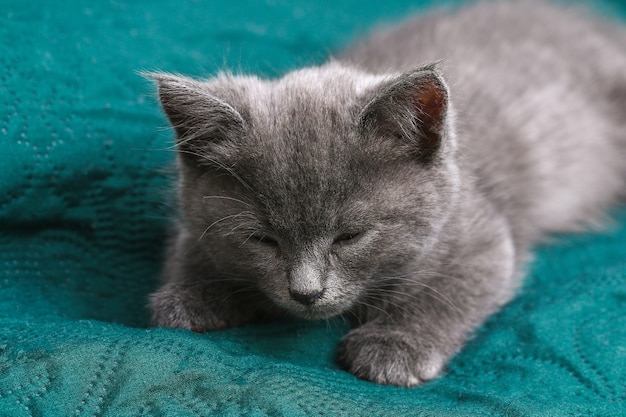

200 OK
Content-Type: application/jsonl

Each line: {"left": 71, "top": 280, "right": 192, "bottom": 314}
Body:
{"left": 1, "top": 1, "right": 625, "bottom": 415}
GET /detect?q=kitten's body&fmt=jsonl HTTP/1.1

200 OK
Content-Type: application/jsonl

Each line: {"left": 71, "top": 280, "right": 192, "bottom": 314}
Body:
{"left": 345, "top": 1, "right": 626, "bottom": 244}
{"left": 149, "top": 1, "right": 626, "bottom": 386}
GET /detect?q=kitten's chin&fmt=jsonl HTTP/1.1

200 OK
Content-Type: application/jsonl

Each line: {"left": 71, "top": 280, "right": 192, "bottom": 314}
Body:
{"left": 293, "top": 307, "right": 344, "bottom": 321}
{"left": 263, "top": 287, "right": 360, "bottom": 320}
{"left": 279, "top": 300, "right": 352, "bottom": 320}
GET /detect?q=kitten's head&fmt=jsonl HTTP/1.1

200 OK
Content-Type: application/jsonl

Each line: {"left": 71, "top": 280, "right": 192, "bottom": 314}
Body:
{"left": 151, "top": 63, "right": 459, "bottom": 319}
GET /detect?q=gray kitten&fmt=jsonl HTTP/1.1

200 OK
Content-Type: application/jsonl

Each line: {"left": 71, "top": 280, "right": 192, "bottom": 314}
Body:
{"left": 148, "top": 1, "right": 626, "bottom": 386}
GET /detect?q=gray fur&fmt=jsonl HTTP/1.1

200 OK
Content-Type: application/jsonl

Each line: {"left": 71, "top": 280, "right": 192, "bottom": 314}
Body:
{"left": 148, "top": 1, "right": 626, "bottom": 386}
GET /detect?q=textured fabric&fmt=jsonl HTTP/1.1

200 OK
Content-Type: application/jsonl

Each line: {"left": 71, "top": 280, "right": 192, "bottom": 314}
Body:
{"left": 1, "top": 1, "right": 625, "bottom": 415}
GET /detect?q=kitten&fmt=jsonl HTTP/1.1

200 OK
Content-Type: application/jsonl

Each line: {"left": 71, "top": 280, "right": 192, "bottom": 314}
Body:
{"left": 148, "top": 1, "right": 626, "bottom": 386}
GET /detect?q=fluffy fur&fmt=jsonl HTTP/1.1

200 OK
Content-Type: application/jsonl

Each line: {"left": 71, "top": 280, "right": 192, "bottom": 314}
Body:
{"left": 148, "top": 1, "right": 626, "bottom": 386}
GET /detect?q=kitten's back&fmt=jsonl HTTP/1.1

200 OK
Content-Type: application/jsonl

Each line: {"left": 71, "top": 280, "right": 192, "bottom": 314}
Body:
{"left": 341, "top": 1, "right": 626, "bottom": 244}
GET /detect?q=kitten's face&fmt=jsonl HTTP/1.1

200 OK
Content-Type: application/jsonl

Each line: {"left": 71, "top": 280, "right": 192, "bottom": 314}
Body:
{"left": 154, "top": 64, "right": 458, "bottom": 319}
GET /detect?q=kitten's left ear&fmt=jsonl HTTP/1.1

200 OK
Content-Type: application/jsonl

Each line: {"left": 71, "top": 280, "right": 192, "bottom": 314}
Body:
{"left": 358, "top": 65, "right": 449, "bottom": 162}
{"left": 144, "top": 72, "right": 246, "bottom": 159}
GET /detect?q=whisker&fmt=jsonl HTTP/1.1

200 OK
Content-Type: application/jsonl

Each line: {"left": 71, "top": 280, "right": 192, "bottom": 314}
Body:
{"left": 354, "top": 298, "right": 395, "bottom": 321}
{"left": 239, "top": 230, "right": 262, "bottom": 248}
{"left": 345, "top": 309, "right": 364, "bottom": 327}
{"left": 198, "top": 211, "right": 254, "bottom": 242}
{"left": 202, "top": 195, "right": 252, "bottom": 207}
{"left": 172, "top": 146, "right": 255, "bottom": 193}
{"left": 370, "top": 285, "right": 464, "bottom": 317}
{"left": 197, "top": 154, "right": 254, "bottom": 193}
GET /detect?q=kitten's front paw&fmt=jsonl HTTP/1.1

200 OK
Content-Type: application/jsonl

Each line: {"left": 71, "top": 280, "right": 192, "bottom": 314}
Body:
{"left": 149, "top": 284, "right": 228, "bottom": 333}
{"left": 337, "top": 325, "right": 447, "bottom": 387}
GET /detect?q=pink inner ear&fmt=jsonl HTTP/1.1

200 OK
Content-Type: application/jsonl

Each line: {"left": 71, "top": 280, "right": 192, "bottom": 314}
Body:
{"left": 413, "top": 80, "right": 447, "bottom": 129}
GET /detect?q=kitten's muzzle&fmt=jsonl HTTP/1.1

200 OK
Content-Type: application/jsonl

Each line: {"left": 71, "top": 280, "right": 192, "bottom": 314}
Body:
{"left": 289, "top": 288, "right": 325, "bottom": 306}
{"left": 288, "top": 258, "right": 326, "bottom": 306}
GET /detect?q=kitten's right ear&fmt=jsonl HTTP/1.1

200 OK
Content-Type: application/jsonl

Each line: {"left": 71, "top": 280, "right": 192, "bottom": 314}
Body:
{"left": 358, "top": 65, "right": 449, "bottom": 163}
{"left": 146, "top": 73, "right": 246, "bottom": 155}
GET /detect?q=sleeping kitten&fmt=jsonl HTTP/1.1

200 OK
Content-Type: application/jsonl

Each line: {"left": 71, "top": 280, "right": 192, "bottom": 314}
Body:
{"left": 148, "top": 1, "right": 626, "bottom": 386}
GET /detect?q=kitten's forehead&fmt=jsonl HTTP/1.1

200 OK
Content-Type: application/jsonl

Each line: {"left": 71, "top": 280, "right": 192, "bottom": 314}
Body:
{"left": 277, "top": 63, "right": 390, "bottom": 97}
{"left": 218, "top": 65, "right": 387, "bottom": 168}
{"left": 214, "top": 64, "right": 391, "bottom": 115}
{"left": 224, "top": 67, "right": 388, "bottom": 236}
{"left": 203, "top": 66, "right": 408, "bottom": 239}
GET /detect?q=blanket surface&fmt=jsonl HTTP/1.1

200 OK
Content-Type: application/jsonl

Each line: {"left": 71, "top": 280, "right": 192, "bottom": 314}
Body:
{"left": 1, "top": 1, "right": 625, "bottom": 416}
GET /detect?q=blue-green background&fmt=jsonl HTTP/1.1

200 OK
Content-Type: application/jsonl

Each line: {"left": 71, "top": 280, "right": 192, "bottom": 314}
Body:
{"left": 1, "top": 1, "right": 625, "bottom": 415}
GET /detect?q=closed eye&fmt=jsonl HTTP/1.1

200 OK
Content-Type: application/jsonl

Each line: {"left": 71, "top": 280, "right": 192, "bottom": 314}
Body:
{"left": 250, "top": 233, "right": 279, "bottom": 247}
{"left": 333, "top": 231, "right": 364, "bottom": 245}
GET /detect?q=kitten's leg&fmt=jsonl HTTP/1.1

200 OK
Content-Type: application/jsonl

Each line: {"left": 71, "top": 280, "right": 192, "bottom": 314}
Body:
{"left": 150, "top": 269, "right": 275, "bottom": 332}
{"left": 150, "top": 231, "right": 275, "bottom": 332}
{"left": 338, "top": 211, "right": 518, "bottom": 386}
{"left": 150, "top": 280, "right": 229, "bottom": 332}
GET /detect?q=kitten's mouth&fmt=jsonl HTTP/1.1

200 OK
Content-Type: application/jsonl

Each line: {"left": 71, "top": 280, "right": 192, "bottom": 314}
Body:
{"left": 275, "top": 293, "right": 356, "bottom": 320}
{"left": 289, "top": 305, "right": 346, "bottom": 320}
{"left": 261, "top": 282, "right": 360, "bottom": 320}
